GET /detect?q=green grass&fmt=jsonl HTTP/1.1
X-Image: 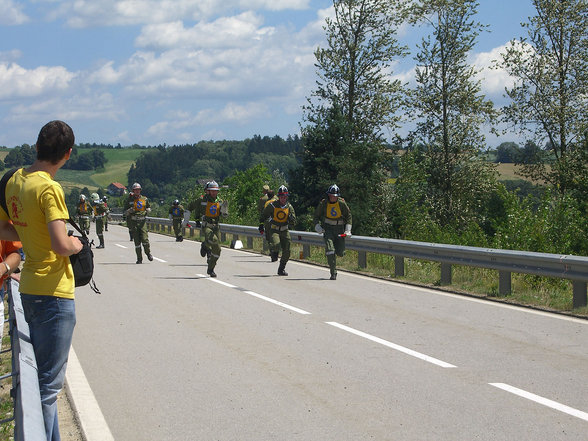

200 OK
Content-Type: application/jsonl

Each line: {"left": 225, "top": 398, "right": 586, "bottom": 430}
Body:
{"left": 0, "top": 300, "right": 14, "bottom": 440}
{"left": 53, "top": 148, "right": 144, "bottom": 192}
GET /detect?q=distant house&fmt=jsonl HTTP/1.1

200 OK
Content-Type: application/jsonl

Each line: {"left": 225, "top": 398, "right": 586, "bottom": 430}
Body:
{"left": 107, "top": 182, "right": 127, "bottom": 196}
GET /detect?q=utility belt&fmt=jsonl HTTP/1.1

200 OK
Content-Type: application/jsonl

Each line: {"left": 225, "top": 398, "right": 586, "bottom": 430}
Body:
{"left": 324, "top": 218, "right": 344, "bottom": 225}
{"left": 131, "top": 214, "right": 147, "bottom": 221}
{"left": 271, "top": 224, "right": 289, "bottom": 231}
{"left": 201, "top": 219, "right": 219, "bottom": 228}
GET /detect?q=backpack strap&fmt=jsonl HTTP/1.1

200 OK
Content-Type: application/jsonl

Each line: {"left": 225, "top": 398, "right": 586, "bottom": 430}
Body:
{"left": 0, "top": 168, "right": 19, "bottom": 217}
{"left": 67, "top": 216, "right": 89, "bottom": 240}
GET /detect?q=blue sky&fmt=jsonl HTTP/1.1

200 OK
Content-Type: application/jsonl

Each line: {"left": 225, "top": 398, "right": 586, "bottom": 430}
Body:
{"left": 0, "top": 0, "right": 537, "bottom": 148}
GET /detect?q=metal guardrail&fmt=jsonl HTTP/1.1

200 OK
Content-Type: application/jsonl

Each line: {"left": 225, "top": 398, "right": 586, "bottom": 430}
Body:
{"left": 112, "top": 214, "right": 588, "bottom": 308}
{"left": 2, "top": 279, "right": 46, "bottom": 441}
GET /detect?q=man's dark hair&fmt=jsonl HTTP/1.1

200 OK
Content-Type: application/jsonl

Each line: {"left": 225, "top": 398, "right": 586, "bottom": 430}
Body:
{"left": 35, "top": 120, "right": 75, "bottom": 164}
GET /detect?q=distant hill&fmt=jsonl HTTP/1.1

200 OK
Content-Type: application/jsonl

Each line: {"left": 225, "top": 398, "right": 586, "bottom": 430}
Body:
{"left": 56, "top": 148, "right": 144, "bottom": 193}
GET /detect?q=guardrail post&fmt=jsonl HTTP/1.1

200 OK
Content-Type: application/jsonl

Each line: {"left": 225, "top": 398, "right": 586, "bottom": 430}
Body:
{"left": 394, "top": 256, "right": 404, "bottom": 277}
{"left": 358, "top": 251, "right": 367, "bottom": 269}
{"left": 263, "top": 240, "right": 268, "bottom": 253}
{"left": 247, "top": 236, "right": 253, "bottom": 249}
{"left": 303, "top": 245, "right": 311, "bottom": 259}
{"left": 167, "top": 225, "right": 171, "bottom": 233}
{"left": 189, "top": 226, "right": 194, "bottom": 237}
{"left": 572, "top": 281, "right": 587, "bottom": 308}
{"left": 499, "top": 271, "right": 511, "bottom": 296}
{"left": 440, "top": 263, "right": 452, "bottom": 285}
{"left": 221, "top": 232, "right": 226, "bottom": 242}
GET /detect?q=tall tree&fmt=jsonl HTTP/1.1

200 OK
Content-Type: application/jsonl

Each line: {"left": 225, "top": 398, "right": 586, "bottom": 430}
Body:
{"left": 406, "top": 0, "right": 497, "bottom": 225}
{"left": 307, "top": 0, "right": 408, "bottom": 142}
{"left": 499, "top": 0, "right": 588, "bottom": 195}
{"left": 296, "top": 0, "right": 408, "bottom": 234}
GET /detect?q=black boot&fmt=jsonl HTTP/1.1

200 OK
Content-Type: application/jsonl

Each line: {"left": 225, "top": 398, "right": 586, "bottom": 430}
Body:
{"left": 207, "top": 268, "right": 217, "bottom": 278}
{"left": 270, "top": 252, "right": 279, "bottom": 262}
{"left": 277, "top": 263, "right": 288, "bottom": 276}
{"left": 96, "top": 237, "right": 104, "bottom": 249}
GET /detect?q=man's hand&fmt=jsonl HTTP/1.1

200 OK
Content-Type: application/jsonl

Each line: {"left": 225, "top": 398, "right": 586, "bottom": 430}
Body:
{"left": 314, "top": 223, "right": 324, "bottom": 234}
{"left": 344, "top": 224, "right": 352, "bottom": 237}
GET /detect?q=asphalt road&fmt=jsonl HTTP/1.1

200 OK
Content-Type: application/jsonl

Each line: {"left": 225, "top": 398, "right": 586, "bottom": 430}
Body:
{"left": 70, "top": 225, "right": 588, "bottom": 440}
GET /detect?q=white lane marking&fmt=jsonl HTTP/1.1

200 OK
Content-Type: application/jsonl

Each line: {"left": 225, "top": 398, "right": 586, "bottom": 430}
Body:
{"left": 152, "top": 256, "right": 166, "bottom": 263}
{"left": 115, "top": 244, "right": 127, "bottom": 249}
{"left": 66, "top": 347, "right": 115, "bottom": 441}
{"left": 489, "top": 383, "right": 588, "bottom": 422}
{"left": 197, "top": 273, "right": 311, "bottom": 314}
{"left": 198, "top": 275, "right": 237, "bottom": 289}
{"left": 243, "top": 290, "right": 311, "bottom": 315}
{"left": 326, "top": 321, "right": 457, "bottom": 368}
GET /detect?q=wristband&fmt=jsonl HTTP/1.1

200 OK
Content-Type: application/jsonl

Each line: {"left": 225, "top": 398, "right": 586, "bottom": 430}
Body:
{"left": 3, "top": 262, "right": 10, "bottom": 274}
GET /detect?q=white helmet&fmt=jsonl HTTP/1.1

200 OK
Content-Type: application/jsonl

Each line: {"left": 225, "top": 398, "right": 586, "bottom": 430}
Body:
{"left": 132, "top": 182, "right": 141, "bottom": 190}
{"left": 326, "top": 184, "right": 340, "bottom": 197}
{"left": 79, "top": 194, "right": 86, "bottom": 201}
{"left": 206, "top": 181, "right": 219, "bottom": 191}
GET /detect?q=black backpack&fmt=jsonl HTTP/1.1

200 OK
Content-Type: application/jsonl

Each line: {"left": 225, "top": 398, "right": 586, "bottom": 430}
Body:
{"left": 0, "top": 168, "right": 100, "bottom": 294}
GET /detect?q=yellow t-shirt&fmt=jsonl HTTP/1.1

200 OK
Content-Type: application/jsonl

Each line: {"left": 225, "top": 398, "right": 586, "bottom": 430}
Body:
{"left": 0, "top": 169, "right": 74, "bottom": 298}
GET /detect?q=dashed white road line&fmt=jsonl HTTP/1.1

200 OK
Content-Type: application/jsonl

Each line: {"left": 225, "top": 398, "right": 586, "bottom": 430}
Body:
{"left": 114, "top": 243, "right": 127, "bottom": 249}
{"left": 198, "top": 273, "right": 311, "bottom": 315}
{"left": 243, "top": 290, "right": 312, "bottom": 315}
{"left": 326, "top": 321, "right": 457, "bottom": 368}
{"left": 490, "top": 383, "right": 588, "bottom": 422}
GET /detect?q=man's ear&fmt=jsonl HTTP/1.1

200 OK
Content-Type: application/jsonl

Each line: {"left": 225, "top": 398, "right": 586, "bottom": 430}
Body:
{"left": 64, "top": 148, "right": 72, "bottom": 160}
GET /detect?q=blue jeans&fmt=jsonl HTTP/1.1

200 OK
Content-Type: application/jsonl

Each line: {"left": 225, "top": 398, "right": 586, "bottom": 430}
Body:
{"left": 21, "top": 294, "right": 76, "bottom": 441}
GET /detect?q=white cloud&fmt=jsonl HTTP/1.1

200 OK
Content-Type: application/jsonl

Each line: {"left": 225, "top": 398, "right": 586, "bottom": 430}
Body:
{"left": 50, "top": 0, "right": 311, "bottom": 28}
{"left": 470, "top": 44, "right": 517, "bottom": 96}
{"left": 146, "top": 101, "right": 269, "bottom": 138}
{"left": 135, "top": 13, "right": 272, "bottom": 50}
{"left": 0, "top": 63, "right": 75, "bottom": 99}
{"left": 6, "top": 92, "right": 124, "bottom": 123}
{"left": 0, "top": 0, "right": 29, "bottom": 25}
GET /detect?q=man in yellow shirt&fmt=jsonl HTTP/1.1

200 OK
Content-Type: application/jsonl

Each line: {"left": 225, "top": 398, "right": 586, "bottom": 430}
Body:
{"left": 0, "top": 120, "right": 82, "bottom": 441}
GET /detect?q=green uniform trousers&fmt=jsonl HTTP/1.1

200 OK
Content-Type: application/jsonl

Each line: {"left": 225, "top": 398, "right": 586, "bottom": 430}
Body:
{"left": 269, "top": 228, "right": 291, "bottom": 265}
{"left": 202, "top": 224, "right": 221, "bottom": 271}
{"left": 132, "top": 217, "right": 151, "bottom": 260}
{"left": 172, "top": 218, "right": 183, "bottom": 237}
{"left": 324, "top": 225, "right": 346, "bottom": 276}
{"left": 79, "top": 217, "right": 91, "bottom": 235}
{"left": 95, "top": 217, "right": 105, "bottom": 246}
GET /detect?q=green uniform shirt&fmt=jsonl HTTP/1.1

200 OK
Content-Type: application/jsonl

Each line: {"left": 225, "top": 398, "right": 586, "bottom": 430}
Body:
{"left": 169, "top": 204, "right": 185, "bottom": 219}
{"left": 261, "top": 200, "right": 296, "bottom": 228}
{"left": 314, "top": 197, "right": 352, "bottom": 227}
{"left": 189, "top": 194, "right": 224, "bottom": 223}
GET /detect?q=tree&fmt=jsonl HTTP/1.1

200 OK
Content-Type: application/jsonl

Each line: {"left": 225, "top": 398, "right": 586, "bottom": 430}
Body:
{"left": 223, "top": 163, "right": 279, "bottom": 225}
{"left": 495, "top": 142, "right": 520, "bottom": 163}
{"left": 306, "top": 0, "right": 408, "bottom": 143}
{"left": 499, "top": 0, "right": 588, "bottom": 195}
{"left": 4, "top": 149, "right": 24, "bottom": 167}
{"left": 295, "top": 0, "right": 408, "bottom": 234}
{"left": 406, "top": 0, "right": 498, "bottom": 226}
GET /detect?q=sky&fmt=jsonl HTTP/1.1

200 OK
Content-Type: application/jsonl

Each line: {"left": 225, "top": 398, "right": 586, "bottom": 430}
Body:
{"left": 0, "top": 0, "right": 538, "bottom": 148}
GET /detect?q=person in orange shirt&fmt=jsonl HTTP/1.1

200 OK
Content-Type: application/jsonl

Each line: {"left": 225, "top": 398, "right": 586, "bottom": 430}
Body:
{"left": 0, "top": 239, "right": 22, "bottom": 286}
